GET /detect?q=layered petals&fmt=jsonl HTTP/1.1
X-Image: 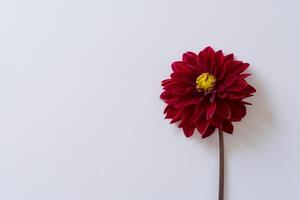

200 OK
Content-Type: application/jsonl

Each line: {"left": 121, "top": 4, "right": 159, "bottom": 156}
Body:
{"left": 161, "top": 46, "right": 256, "bottom": 139}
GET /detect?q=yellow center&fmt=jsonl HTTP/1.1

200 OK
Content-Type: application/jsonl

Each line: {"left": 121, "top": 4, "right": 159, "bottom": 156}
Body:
{"left": 195, "top": 73, "right": 216, "bottom": 92}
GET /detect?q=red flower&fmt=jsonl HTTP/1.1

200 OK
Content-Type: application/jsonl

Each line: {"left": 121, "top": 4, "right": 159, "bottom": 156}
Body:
{"left": 160, "top": 47, "right": 256, "bottom": 138}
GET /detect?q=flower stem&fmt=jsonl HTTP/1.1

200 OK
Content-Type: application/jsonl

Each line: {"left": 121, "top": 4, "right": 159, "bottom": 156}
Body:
{"left": 218, "top": 129, "right": 224, "bottom": 200}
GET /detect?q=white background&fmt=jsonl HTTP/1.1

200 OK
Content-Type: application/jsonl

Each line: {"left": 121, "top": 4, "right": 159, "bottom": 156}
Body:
{"left": 0, "top": 0, "right": 299, "bottom": 199}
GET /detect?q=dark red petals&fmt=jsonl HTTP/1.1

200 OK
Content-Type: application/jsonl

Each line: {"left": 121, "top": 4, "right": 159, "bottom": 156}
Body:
{"left": 163, "top": 104, "right": 172, "bottom": 114}
{"left": 196, "top": 116, "right": 209, "bottom": 133}
{"left": 217, "top": 91, "right": 227, "bottom": 99}
{"left": 169, "top": 85, "right": 194, "bottom": 95}
{"left": 235, "top": 63, "right": 250, "bottom": 74}
{"left": 182, "top": 52, "right": 199, "bottom": 67}
{"left": 241, "top": 101, "right": 252, "bottom": 105}
{"left": 227, "top": 93, "right": 247, "bottom": 100}
{"left": 168, "top": 108, "right": 182, "bottom": 124}
{"left": 171, "top": 61, "right": 190, "bottom": 73}
{"left": 203, "top": 46, "right": 215, "bottom": 54}
{"left": 160, "top": 91, "right": 174, "bottom": 101}
{"left": 226, "top": 79, "right": 248, "bottom": 92}
{"left": 206, "top": 102, "right": 216, "bottom": 119}
{"left": 174, "top": 96, "right": 202, "bottom": 108}
{"left": 161, "top": 79, "right": 172, "bottom": 86}
{"left": 170, "top": 115, "right": 181, "bottom": 124}
{"left": 229, "top": 102, "right": 246, "bottom": 122}
{"left": 227, "top": 61, "right": 243, "bottom": 74}
{"left": 209, "top": 115, "right": 222, "bottom": 128}
{"left": 209, "top": 55, "right": 217, "bottom": 75}
{"left": 198, "top": 52, "right": 209, "bottom": 71}
{"left": 201, "top": 125, "right": 216, "bottom": 138}
{"left": 165, "top": 108, "right": 176, "bottom": 119}
{"left": 170, "top": 72, "right": 195, "bottom": 84}
{"left": 243, "top": 84, "right": 256, "bottom": 93}
{"left": 202, "top": 47, "right": 216, "bottom": 73}
{"left": 215, "top": 50, "right": 225, "bottom": 67}
{"left": 221, "top": 119, "right": 233, "bottom": 134}
{"left": 179, "top": 106, "right": 194, "bottom": 125}
{"left": 183, "top": 125, "right": 195, "bottom": 137}
{"left": 224, "top": 53, "right": 234, "bottom": 62}
{"left": 224, "top": 73, "right": 239, "bottom": 87}
{"left": 216, "top": 84, "right": 225, "bottom": 93}
{"left": 239, "top": 73, "right": 252, "bottom": 79}
{"left": 189, "top": 99, "right": 210, "bottom": 123}
{"left": 217, "top": 65, "right": 226, "bottom": 80}
{"left": 161, "top": 46, "right": 255, "bottom": 139}
{"left": 198, "top": 47, "right": 215, "bottom": 72}
{"left": 216, "top": 100, "right": 231, "bottom": 119}
{"left": 171, "top": 60, "right": 202, "bottom": 75}
{"left": 189, "top": 108, "right": 200, "bottom": 124}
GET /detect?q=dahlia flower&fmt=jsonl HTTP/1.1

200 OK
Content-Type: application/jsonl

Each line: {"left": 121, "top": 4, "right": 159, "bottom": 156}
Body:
{"left": 160, "top": 46, "right": 256, "bottom": 138}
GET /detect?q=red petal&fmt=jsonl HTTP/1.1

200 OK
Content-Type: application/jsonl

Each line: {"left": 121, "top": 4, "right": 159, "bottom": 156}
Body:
{"left": 217, "top": 64, "right": 226, "bottom": 80}
{"left": 215, "top": 50, "right": 225, "bottom": 67}
{"left": 242, "top": 101, "right": 252, "bottom": 105}
{"left": 206, "top": 102, "right": 216, "bottom": 119}
{"left": 170, "top": 116, "right": 181, "bottom": 124}
{"left": 169, "top": 109, "right": 182, "bottom": 124}
{"left": 183, "top": 125, "right": 195, "bottom": 137}
{"left": 171, "top": 61, "right": 190, "bottom": 73}
{"left": 209, "top": 115, "right": 222, "bottom": 128}
{"left": 209, "top": 54, "right": 217, "bottom": 75}
{"left": 179, "top": 106, "right": 194, "bottom": 124}
{"left": 197, "top": 47, "right": 215, "bottom": 72}
{"left": 203, "top": 46, "right": 215, "bottom": 53}
{"left": 210, "top": 91, "right": 217, "bottom": 102}
{"left": 217, "top": 53, "right": 234, "bottom": 79}
{"left": 163, "top": 105, "right": 172, "bottom": 114}
{"left": 163, "top": 79, "right": 192, "bottom": 89}
{"left": 226, "top": 79, "right": 248, "bottom": 92}
{"left": 242, "top": 84, "right": 256, "bottom": 94}
{"left": 161, "top": 79, "right": 172, "bottom": 86}
{"left": 196, "top": 116, "right": 209, "bottom": 133}
{"left": 198, "top": 51, "right": 209, "bottom": 71}
{"left": 170, "top": 73, "right": 195, "bottom": 86}
{"left": 190, "top": 98, "right": 210, "bottom": 123}
{"left": 203, "top": 47, "right": 216, "bottom": 73}
{"left": 182, "top": 52, "right": 199, "bottom": 67}
{"left": 165, "top": 109, "right": 176, "bottom": 119}
{"left": 217, "top": 91, "right": 227, "bottom": 99}
{"left": 229, "top": 102, "right": 246, "bottom": 121}
{"left": 224, "top": 53, "right": 234, "bottom": 62}
{"left": 216, "top": 100, "right": 231, "bottom": 119}
{"left": 174, "top": 96, "right": 202, "bottom": 108}
{"left": 201, "top": 125, "right": 216, "bottom": 138}
{"left": 223, "top": 60, "right": 234, "bottom": 71}
{"left": 239, "top": 73, "right": 252, "bottom": 79}
{"left": 216, "top": 84, "right": 225, "bottom": 93}
{"left": 169, "top": 84, "right": 194, "bottom": 95}
{"left": 227, "top": 93, "right": 247, "bottom": 100}
{"left": 224, "top": 73, "right": 238, "bottom": 87}
{"left": 221, "top": 120, "right": 233, "bottom": 134}
{"left": 219, "top": 60, "right": 235, "bottom": 80}
{"left": 160, "top": 91, "right": 175, "bottom": 101}
{"left": 235, "top": 63, "right": 250, "bottom": 74}
{"left": 227, "top": 61, "right": 243, "bottom": 74}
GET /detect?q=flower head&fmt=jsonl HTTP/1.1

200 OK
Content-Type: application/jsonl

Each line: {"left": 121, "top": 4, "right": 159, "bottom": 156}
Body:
{"left": 160, "top": 46, "right": 256, "bottom": 138}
